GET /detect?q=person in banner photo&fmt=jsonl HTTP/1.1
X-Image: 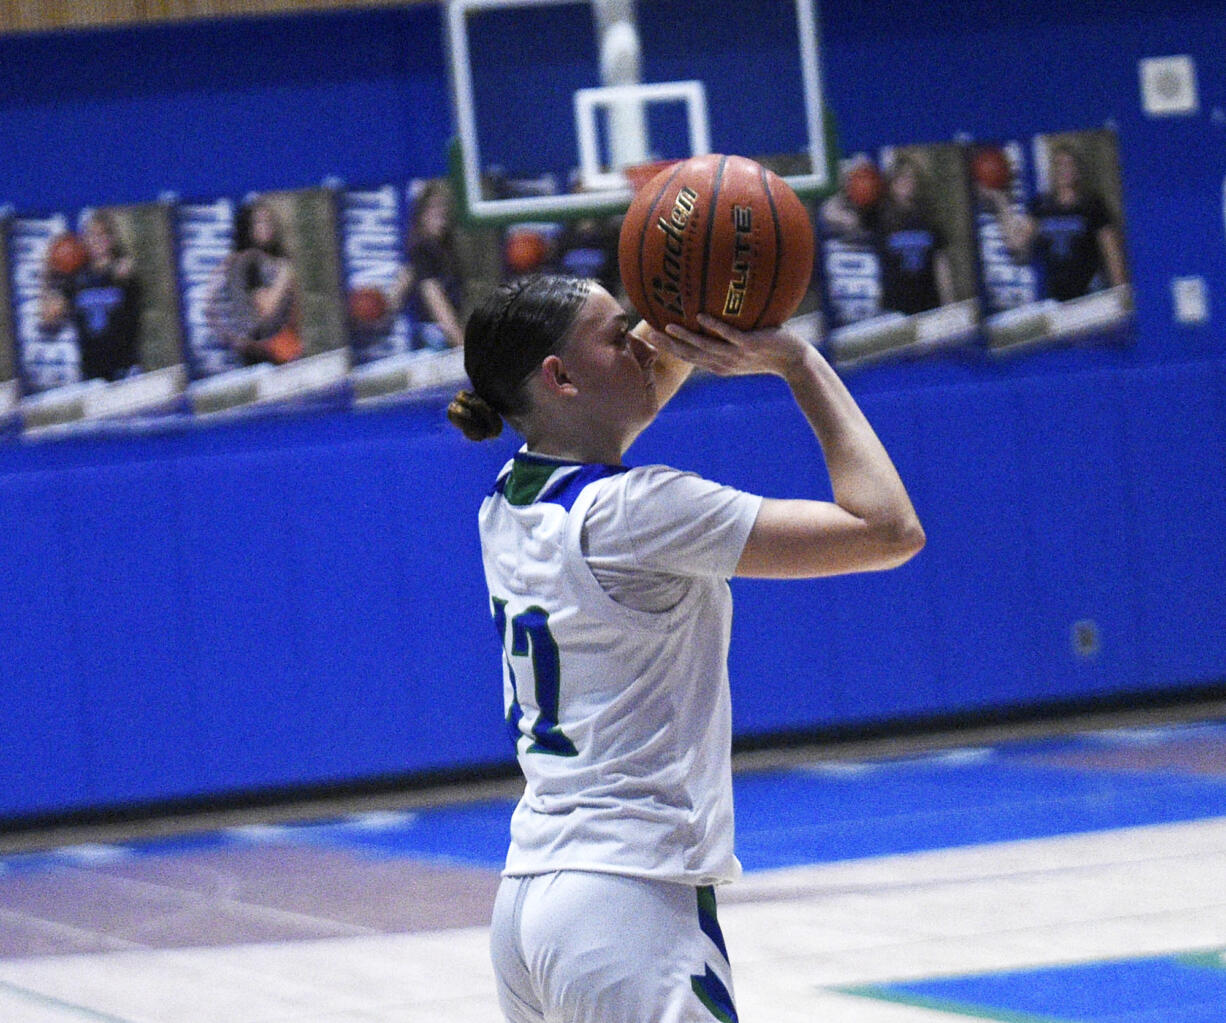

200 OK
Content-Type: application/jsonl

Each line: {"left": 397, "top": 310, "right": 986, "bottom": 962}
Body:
{"left": 821, "top": 155, "right": 955, "bottom": 319}
{"left": 978, "top": 137, "right": 1129, "bottom": 303}
{"left": 394, "top": 180, "right": 465, "bottom": 351}
{"left": 818, "top": 145, "right": 978, "bottom": 369}
{"left": 205, "top": 197, "right": 304, "bottom": 365}
{"left": 0, "top": 222, "right": 19, "bottom": 431}
{"left": 339, "top": 183, "right": 415, "bottom": 367}
{"left": 38, "top": 210, "right": 143, "bottom": 382}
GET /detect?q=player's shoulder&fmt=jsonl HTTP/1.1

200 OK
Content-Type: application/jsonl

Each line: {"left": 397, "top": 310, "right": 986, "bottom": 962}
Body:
{"left": 601, "top": 463, "right": 748, "bottom": 509}
{"left": 613, "top": 462, "right": 699, "bottom": 493}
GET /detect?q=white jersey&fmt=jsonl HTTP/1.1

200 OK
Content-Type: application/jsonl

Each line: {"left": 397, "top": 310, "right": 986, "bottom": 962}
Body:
{"left": 478, "top": 449, "right": 762, "bottom": 886}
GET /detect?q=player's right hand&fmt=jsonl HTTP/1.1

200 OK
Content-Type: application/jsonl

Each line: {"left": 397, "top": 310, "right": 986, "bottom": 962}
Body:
{"left": 662, "top": 314, "right": 811, "bottom": 380}
{"left": 39, "top": 289, "right": 69, "bottom": 328}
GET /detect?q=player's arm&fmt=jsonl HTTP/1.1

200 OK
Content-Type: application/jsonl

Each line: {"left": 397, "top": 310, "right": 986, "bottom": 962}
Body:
{"left": 660, "top": 315, "right": 925, "bottom": 578}
{"left": 1097, "top": 223, "right": 1128, "bottom": 287}
{"left": 819, "top": 192, "right": 865, "bottom": 238}
{"left": 39, "top": 286, "right": 69, "bottom": 329}
{"left": 979, "top": 186, "right": 1036, "bottom": 260}
{"left": 419, "top": 277, "right": 465, "bottom": 348}
{"left": 934, "top": 248, "right": 956, "bottom": 307}
{"left": 252, "top": 258, "right": 296, "bottom": 326}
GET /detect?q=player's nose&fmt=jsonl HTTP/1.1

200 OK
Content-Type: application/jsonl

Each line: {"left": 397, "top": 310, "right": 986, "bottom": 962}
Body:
{"left": 631, "top": 333, "right": 657, "bottom": 370}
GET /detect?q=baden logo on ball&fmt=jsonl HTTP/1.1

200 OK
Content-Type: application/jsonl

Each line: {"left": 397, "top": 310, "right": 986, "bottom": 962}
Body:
{"left": 618, "top": 154, "right": 815, "bottom": 332}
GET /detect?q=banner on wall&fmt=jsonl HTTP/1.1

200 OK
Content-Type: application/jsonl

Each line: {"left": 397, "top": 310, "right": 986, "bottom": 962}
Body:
{"left": 816, "top": 141, "right": 980, "bottom": 370}
{"left": 0, "top": 213, "right": 21, "bottom": 439}
{"left": 174, "top": 187, "right": 351, "bottom": 418}
{"left": 335, "top": 179, "right": 478, "bottom": 405}
{"left": 0, "top": 127, "right": 1139, "bottom": 445}
{"left": 2, "top": 202, "right": 188, "bottom": 437}
{"left": 968, "top": 127, "right": 1134, "bottom": 353}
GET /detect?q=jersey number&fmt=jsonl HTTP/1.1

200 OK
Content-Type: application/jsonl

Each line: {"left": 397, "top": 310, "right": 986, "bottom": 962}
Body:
{"left": 492, "top": 599, "right": 578, "bottom": 757}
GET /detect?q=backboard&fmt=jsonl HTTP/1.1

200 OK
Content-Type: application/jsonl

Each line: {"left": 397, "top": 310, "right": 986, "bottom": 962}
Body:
{"left": 445, "top": 0, "right": 835, "bottom": 224}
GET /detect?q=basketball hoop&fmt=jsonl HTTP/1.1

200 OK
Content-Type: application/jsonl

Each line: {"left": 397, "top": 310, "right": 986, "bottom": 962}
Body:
{"left": 624, "top": 159, "right": 681, "bottom": 192}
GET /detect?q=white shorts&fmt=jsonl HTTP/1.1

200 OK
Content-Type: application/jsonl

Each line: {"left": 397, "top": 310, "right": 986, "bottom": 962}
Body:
{"left": 490, "top": 870, "right": 738, "bottom": 1023}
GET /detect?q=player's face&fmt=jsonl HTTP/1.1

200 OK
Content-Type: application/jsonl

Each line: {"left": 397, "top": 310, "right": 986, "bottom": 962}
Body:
{"left": 251, "top": 205, "right": 278, "bottom": 248}
{"left": 420, "top": 191, "right": 452, "bottom": 238}
{"left": 557, "top": 286, "right": 659, "bottom": 446}
{"left": 890, "top": 165, "right": 917, "bottom": 204}
{"left": 1052, "top": 150, "right": 1079, "bottom": 191}
{"left": 84, "top": 218, "right": 113, "bottom": 263}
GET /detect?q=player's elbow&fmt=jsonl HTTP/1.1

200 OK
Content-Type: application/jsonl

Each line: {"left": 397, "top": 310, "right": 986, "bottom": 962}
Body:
{"left": 871, "top": 514, "right": 926, "bottom": 569}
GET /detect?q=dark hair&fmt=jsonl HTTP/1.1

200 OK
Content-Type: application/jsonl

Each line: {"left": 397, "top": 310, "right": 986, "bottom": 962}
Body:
{"left": 409, "top": 179, "right": 455, "bottom": 247}
{"left": 83, "top": 209, "right": 126, "bottom": 260}
{"left": 234, "top": 199, "right": 285, "bottom": 257}
{"left": 447, "top": 274, "right": 592, "bottom": 442}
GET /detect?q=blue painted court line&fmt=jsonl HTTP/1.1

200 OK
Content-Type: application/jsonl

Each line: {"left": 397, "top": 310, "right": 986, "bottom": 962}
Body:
{"left": 733, "top": 753, "right": 1226, "bottom": 870}
{"left": 842, "top": 950, "right": 1226, "bottom": 1022}
{"left": 4, "top": 723, "right": 1226, "bottom": 876}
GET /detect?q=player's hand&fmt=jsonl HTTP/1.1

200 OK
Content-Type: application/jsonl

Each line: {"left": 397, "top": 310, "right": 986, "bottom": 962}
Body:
{"left": 39, "top": 289, "right": 69, "bottom": 328}
{"left": 975, "top": 182, "right": 1011, "bottom": 209}
{"left": 660, "top": 314, "right": 811, "bottom": 379}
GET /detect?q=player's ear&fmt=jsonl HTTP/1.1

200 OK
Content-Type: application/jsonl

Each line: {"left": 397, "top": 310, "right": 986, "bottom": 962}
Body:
{"left": 540, "top": 354, "right": 577, "bottom": 396}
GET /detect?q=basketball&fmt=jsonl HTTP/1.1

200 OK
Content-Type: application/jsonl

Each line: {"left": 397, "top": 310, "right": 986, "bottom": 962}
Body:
{"left": 617, "top": 153, "right": 814, "bottom": 333}
{"left": 844, "top": 163, "right": 885, "bottom": 209}
{"left": 348, "top": 286, "right": 389, "bottom": 326}
{"left": 47, "top": 232, "right": 89, "bottom": 276}
{"left": 971, "top": 146, "right": 1012, "bottom": 191}
{"left": 504, "top": 227, "right": 550, "bottom": 274}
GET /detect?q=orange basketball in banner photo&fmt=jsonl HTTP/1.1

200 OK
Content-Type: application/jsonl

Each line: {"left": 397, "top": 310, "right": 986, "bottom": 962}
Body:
{"left": 47, "top": 232, "right": 89, "bottom": 276}
{"left": 970, "top": 145, "right": 1012, "bottom": 191}
{"left": 348, "top": 285, "right": 389, "bottom": 326}
{"left": 843, "top": 162, "right": 885, "bottom": 209}
{"left": 617, "top": 153, "right": 814, "bottom": 332}
{"left": 504, "top": 226, "right": 550, "bottom": 273}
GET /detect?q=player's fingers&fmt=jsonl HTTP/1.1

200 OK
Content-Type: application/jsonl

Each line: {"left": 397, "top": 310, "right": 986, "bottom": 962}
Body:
{"left": 662, "top": 323, "right": 743, "bottom": 374}
{"left": 658, "top": 323, "right": 707, "bottom": 359}
{"left": 663, "top": 321, "right": 730, "bottom": 354}
{"left": 658, "top": 326, "right": 719, "bottom": 367}
{"left": 694, "top": 314, "right": 748, "bottom": 345}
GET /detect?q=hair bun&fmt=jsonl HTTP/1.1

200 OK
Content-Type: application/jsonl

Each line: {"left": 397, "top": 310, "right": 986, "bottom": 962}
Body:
{"left": 447, "top": 389, "right": 504, "bottom": 442}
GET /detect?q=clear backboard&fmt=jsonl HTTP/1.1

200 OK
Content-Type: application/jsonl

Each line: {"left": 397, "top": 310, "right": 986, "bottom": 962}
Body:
{"left": 445, "top": 0, "right": 835, "bottom": 224}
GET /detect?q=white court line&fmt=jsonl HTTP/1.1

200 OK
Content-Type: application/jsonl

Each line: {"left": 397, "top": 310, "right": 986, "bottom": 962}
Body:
{"left": 0, "top": 979, "right": 134, "bottom": 1023}
{"left": 1, "top": 817, "right": 1224, "bottom": 1022}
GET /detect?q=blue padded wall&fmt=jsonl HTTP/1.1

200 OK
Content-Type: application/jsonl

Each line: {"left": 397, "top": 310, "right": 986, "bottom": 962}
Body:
{"left": 0, "top": 0, "right": 1224, "bottom": 819}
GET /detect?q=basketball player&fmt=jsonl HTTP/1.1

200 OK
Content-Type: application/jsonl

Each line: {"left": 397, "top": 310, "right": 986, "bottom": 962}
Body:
{"left": 448, "top": 274, "right": 924, "bottom": 1023}
{"left": 40, "top": 211, "right": 143, "bottom": 382}
{"left": 393, "top": 180, "right": 465, "bottom": 351}
{"left": 822, "top": 155, "right": 955, "bottom": 318}
{"left": 982, "top": 143, "right": 1128, "bottom": 302}
{"left": 204, "top": 198, "right": 302, "bottom": 365}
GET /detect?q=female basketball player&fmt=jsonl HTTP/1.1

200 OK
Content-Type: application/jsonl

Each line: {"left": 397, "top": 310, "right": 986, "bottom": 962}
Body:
{"left": 39, "top": 211, "right": 143, "bottom": 382}
{"left": 982, "top": 142, "right": 1128, "bottom": 302}
{"left": 448, "top": 274, "right": 924, "bottom": 1023}
{"left": 205, "top": 198, "right": 302, "bottom": 365}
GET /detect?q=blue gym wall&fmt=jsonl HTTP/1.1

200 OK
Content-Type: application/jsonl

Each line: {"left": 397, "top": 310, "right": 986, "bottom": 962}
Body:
{"left": 1, "top": 0, "right": 1224, "bottom": 821}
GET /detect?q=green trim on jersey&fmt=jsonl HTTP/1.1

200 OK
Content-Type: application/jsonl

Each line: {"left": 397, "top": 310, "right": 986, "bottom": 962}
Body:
{"left": 503, "top": 460, "right": 560, "bottom": 506}
{"left": 691, "top": 965, "right": 739, "bottom": 1022}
